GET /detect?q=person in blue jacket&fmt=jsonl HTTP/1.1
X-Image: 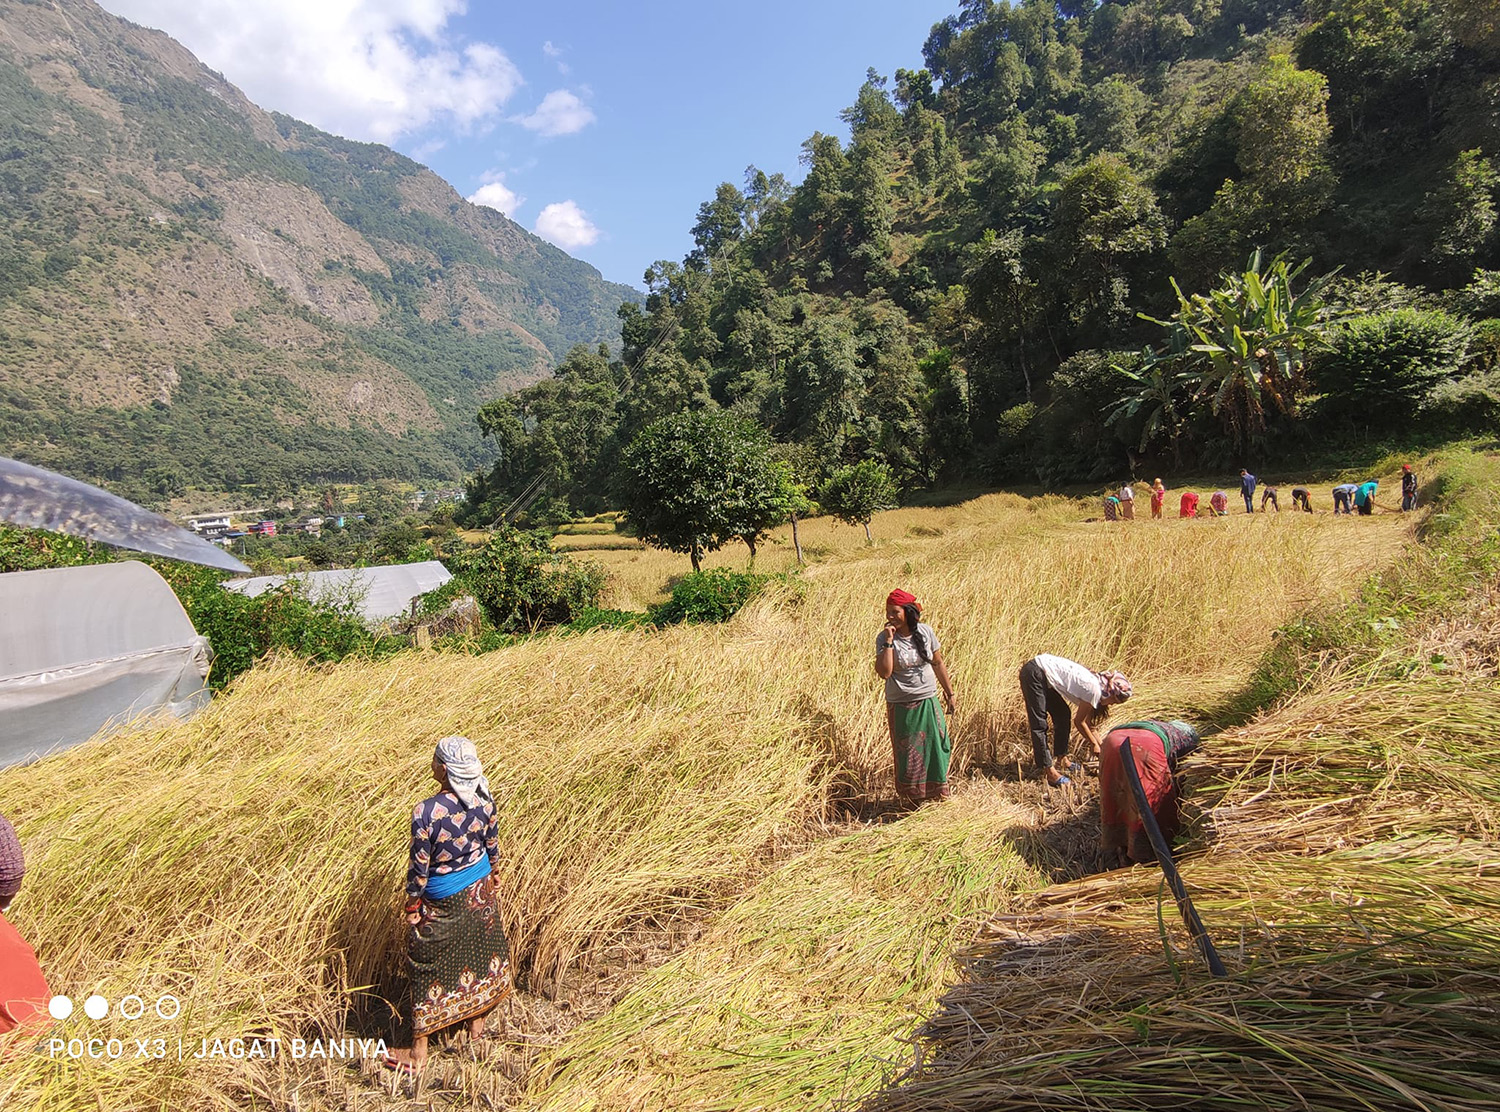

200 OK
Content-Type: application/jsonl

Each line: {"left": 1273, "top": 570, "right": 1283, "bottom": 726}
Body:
{"left": 1239, "top": 469, "right": 1257, "bottom": 513}
{"left": 1354, "top": 479, "right": 1379, "bottom": 516}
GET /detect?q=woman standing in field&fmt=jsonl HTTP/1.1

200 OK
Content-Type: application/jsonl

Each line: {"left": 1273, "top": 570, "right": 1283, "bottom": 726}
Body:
{"left": 1150, "top": 478, "right": 1167, "bottom": 518}
{"left": 387, "top": 737, "right": 511, "bottom": 1075}
{"left": 876, "top": 590, "right": 956, "bottom": 803}
{"left": 1017, "top": 655, "right": 1133, "bottom": 787}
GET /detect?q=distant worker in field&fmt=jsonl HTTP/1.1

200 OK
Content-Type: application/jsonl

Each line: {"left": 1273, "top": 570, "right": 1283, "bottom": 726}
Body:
{"left": 1179, "top": 490, "right": 1199, "bottom": 518}
{"left": 0, "top": 814, "right": 50, "bottom": 1037}
{"left": 877, "top": 590, "right": 956, "bottom": 803}
{"left": 1260, "top": 480, "right": 1279, "bottom": 512}
{"left": 1209, "top": 490, "right": 1229, "bottom": 517}
{"left": 1150, "top": 478, "right": 1167, "bottom": 519}
{"left": 1402, "top": 464, "right": 1418, "bottom": 511}
{"left": 1102, "top": 491, "right": 1121, "bottom": 521}
{"left": 1017, "top": 654, "right": 1132, "bottom": 788}
{"left": 1119, "top": 482, "right": 1135, "bottom": 520}
{"left": 1355, "top": 479, "right": 1379, "bottom": 516}
{"left": 1098, "top": 720, "right": 1203, "bottom": 866}
{"left": 1332, "top": 482, "right": 1358, "bottom": 514}
{"left": 1291, "top": 485, "right": 1313, "bottom": 512}
{"left": 386, "top": 737, "right": 511, "bottom": 1076}
{"left": 1239, "top": 469, "right": 1257, "bottom": 513}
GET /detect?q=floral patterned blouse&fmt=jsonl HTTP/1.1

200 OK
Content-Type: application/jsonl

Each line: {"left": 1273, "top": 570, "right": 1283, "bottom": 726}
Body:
{"left": 405, "top": 791, "right": 499, "bottom": 903}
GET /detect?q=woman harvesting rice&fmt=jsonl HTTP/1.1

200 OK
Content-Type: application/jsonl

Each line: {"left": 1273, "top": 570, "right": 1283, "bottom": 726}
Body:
{"left": 1017, "top": 655, "right": 1132, "bottom": 787}
{"left": 875, "top": 590, "right": 956, "bottom": 803}
{"left": 386, "top": 737, "right": 511, "bottom": 1074}
{"left": 1098, "top": 719, "right": 1202, "bottom": 866}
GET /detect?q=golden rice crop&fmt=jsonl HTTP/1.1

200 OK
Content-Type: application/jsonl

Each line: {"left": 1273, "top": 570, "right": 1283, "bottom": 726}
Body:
{"left": 527, "top": 784, "right": 1045, "bottom": 1112}
{"left": 860, "top": 612, "right": 1500, "bottom": 1112}
{"left": 862, "top": 843, "right": 1500, "bottom": 1112}
{"left": 0, "top": 488, "right": 1408, "bottom": 1110}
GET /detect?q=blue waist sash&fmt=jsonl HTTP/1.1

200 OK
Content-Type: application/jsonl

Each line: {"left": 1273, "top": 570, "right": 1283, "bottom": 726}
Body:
{"left": 424, "top": 855, "right": 491, "bottom": 900}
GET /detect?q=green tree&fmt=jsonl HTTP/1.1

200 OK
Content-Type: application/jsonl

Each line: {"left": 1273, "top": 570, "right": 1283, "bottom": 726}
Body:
{"left": 819, "top": 460, "right": 897, "bottom": 543}
{"left": 1047, "top": 155, "right": 1167, "bottom": 335}
{"left": 619, "top": 410, "right": 785, "bottom": 570}
{"left": 1419, "top": 150, "right": 1499, "bottom": 282}
{"left": 1172, "top": 56, "right": 1334, "bottom": 277}
{"left": 688, "top": 182, "right": 748, "bottom": 270}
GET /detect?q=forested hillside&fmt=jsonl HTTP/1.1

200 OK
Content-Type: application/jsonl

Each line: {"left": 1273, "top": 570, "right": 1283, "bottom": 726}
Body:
{"left": 0, "top": 0, "right": 637, "bottom": 500}
{"left": 467, "top": 0, "right": 1500, "bottom": 523}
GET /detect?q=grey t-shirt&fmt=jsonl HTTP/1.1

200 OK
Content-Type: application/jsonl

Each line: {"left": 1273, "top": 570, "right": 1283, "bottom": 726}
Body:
{"left": 877, "top": 622, "right": 940, "bottom": 703}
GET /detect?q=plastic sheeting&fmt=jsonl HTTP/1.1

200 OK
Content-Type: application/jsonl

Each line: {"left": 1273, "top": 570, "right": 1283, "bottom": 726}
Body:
{"left": 0, "top": 562, "right": 211, "bottom": 768}
{"left": 221, "top": 560, "right": 453, "bottom": 624}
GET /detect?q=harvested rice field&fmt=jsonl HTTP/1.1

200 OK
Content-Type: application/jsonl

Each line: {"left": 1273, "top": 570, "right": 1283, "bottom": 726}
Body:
{"left": 5, "top": 459, "right": 1492, "bottom": 1112}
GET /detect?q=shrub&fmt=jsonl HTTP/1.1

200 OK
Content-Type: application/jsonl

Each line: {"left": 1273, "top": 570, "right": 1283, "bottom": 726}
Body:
{"left": 1312, "top": 309, "right": 1471, "bottom": 425}
{"left": 434, "top": 527, "right": 605, "bottom": 632}
{"left": 0, "top": 525, "right": 114, "bottom": 572}
{"left": 650, "top": 568, "right": 771, "bottom": 625}
{"left": 159, "top": 563, "right": 380, "bottom": 689}
{"left": 567, "top": 607, "right": 650, "bottom": 632}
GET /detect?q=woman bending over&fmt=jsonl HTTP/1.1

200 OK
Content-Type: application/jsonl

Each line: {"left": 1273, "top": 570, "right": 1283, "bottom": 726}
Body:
{"left": 1017, "top": 654, "right": 1132, "bottom": 787}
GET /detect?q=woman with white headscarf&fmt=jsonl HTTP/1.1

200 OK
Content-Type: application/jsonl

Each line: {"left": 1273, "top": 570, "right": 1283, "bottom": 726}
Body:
{"left": 385, "top": 737, "right": 510, "bottom": 1075}
{"left": 1017, "top": 655, "right": 1133, "bottom": 787}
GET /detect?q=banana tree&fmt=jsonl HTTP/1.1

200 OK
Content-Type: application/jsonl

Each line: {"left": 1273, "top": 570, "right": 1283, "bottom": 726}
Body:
{"left": 1107, "top": 356, "right": 1189, "bottom": 466}
{"left": 1141, "top": 251, "right": 1341, "bottom": 452}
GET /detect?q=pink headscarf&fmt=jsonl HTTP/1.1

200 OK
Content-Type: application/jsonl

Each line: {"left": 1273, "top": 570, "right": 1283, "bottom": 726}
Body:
{"left": 1099, "top": 671, "right": 1133, "bottom": 703}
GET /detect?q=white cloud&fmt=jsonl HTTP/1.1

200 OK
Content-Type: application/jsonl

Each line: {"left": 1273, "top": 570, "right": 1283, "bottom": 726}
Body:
{"left": 513, "top": 89, "right": 594, "bottom": 137}
{"left": 97, "top": 0, "right": 523, "bottom": 144}
{"left": 468, "top": 181, "right": 521, "bottom": 216}
{"left": 542, "top": 40, "right": 561, "bottom": 57}
{"left": 534, "top": 201, "right": 599, "bottom": 249}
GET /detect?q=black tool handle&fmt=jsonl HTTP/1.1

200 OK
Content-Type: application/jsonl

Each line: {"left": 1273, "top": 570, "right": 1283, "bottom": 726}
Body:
{"left": 1120, "top": 736, "right": 1227, "bottom": 976}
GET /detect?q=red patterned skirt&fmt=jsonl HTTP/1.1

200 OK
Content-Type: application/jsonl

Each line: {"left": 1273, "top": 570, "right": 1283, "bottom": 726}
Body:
{"left": 408, "top": 873, "right": 512, "bottom": 1038}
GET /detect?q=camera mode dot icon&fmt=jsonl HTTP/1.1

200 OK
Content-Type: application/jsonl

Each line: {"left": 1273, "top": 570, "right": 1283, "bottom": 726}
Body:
{"left": 84, "top": 995, "right": 109, "bottom": 1020}
{"left": 48, "top": 995, "right": 73, "bottom": 1020}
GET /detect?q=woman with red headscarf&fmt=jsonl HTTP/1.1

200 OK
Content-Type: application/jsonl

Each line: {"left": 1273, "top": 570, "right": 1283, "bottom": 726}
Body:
{"left": 875, "top": 590, "right": 956, "bottom": 803}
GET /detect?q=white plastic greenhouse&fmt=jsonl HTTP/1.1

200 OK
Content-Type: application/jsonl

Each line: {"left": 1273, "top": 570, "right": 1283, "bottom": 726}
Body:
{"left": 221, "top": 560, "right": 452, "bottom": 624}
{"left": 0, "top": 561, "right": 212, "bottom": 768}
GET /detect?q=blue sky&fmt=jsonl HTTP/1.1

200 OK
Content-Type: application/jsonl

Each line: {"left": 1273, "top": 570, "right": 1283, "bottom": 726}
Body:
{"left": 96, "top": 0, "right": 958, "bottom": 288}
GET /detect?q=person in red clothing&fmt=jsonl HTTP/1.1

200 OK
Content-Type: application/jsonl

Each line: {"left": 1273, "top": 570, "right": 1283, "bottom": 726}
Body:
{"left": 1179, "top": 490, "right": 1199, "bottom": 518}
{"left": 1098, "top": 721, "right": 1202, "bottom": 866}
{"left": 0, "top": 814, "right": 51, "bottom": 1037}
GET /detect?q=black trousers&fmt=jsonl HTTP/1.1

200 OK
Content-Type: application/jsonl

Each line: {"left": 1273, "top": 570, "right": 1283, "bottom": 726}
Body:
{"left": 1019, "top": 658, "right": 1071, "bottom": 771}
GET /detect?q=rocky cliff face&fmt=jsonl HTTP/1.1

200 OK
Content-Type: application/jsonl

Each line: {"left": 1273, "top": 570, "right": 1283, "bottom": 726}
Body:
{"left": 0, "top": 0, "right": 638, "bottom": 495}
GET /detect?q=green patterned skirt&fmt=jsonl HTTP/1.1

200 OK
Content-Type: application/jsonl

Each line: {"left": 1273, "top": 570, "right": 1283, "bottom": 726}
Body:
{"left": 887, "top": 695, "right": 951, "bottom": 802}
{"left": 408, "top": 872, "right": 512, "bottom": 1038}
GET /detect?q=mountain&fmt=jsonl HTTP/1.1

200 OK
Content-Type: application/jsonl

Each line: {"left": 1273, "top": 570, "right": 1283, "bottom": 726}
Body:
{"left": 0, "top": 0, "right": 639, "bottom": 498}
